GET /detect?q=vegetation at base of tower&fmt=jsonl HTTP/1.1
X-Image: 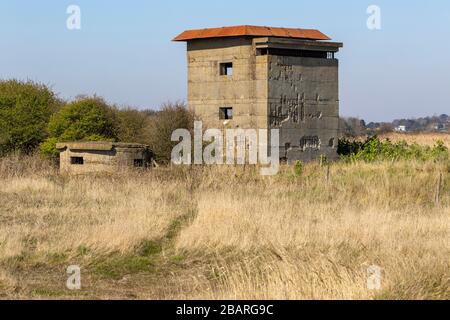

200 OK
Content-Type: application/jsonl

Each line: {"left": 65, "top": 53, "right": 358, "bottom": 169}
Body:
{"left": 338, "top": 136, "right": 449, "bottom": 162}
{"left": 293, "top": 160, "right": 303, "bottom": 176}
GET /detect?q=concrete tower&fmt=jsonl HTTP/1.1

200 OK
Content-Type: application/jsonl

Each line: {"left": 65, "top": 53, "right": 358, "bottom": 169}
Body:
{"left": 174, "top": 25, "right": 343, "bottom": 162}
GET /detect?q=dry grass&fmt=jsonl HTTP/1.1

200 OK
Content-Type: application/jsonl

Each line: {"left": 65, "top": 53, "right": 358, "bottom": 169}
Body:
{"left": 173, "top": 162, "right": 449, "bottom": 300}
{"left": 0, "top": 151, "right": 449, "bottom": 300}
{"left": 380, "top": 132, "right": 450, "bottom": 148}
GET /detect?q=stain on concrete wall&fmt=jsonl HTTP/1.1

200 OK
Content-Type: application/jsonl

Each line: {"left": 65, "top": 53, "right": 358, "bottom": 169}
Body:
{"left": 268, "top": 55, "right": 340, "bottom": 161}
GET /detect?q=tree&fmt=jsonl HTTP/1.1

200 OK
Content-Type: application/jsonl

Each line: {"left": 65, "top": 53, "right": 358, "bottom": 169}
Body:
{"left": 339, "top": 117, "right": 367, "bottom": 137}
{"left": 116, "top": 108, "right": 150, "bottom": 143}
{"left": 142, "top": 102, "right": 195, "bottom": 163}
{"left": 40, "top": 96, "right": 118, "bottom": 157}
{"left": 377, "top": 123, "right": 394, "bottom": 134}
{"left": 0, "top": 80, "right": 61, "bottom": 154}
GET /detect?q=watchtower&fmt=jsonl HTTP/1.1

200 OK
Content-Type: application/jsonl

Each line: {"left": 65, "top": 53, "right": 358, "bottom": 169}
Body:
{"left": 174, "top": 25, "right": 343, "bottom": 161}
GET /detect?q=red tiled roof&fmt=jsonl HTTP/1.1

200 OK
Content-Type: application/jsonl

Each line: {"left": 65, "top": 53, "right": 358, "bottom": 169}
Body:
{"left": 173, "top": 25, "right": 331, "bottom": 41}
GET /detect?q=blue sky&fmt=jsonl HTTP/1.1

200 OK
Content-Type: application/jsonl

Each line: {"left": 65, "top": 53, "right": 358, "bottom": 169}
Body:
{"left": 1, "top": 1, "right": 449, "bottom": 122}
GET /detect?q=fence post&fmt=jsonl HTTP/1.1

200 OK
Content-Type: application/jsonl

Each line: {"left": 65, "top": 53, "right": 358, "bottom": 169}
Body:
{"left": 435, "top": 173, "right": 443, "bottom": 206}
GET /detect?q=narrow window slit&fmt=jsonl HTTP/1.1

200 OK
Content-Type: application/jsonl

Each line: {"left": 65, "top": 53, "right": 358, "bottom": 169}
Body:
{"left": 219, "top": 107, "right": 233, "bottom": 120}
{"left": 220, "top": 62, "right": 233, "bottom": 76}
{"left": 71, "top": 157, "right": 84, "bottom": 165}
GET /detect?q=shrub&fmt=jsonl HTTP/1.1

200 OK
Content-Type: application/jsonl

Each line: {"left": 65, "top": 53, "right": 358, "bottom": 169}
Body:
{"left": 431, "top": 140, "right": 449, "bottom": 161}
{"left": 337, "top": 138, "right": 365, "bottom": 156}
{"left": 293, "top": 160, "right": 303, "bottom": 176}
{"left": 0, "top": 80, "right": 61, "bottom": 154}
{"left": 338, "top": 136, "right": 449, "bottom": 162}
{"left": 48, "top": 96, "right": 117, "bottom": 141}
{"left": 116, "top": 108, "right": 150, "bottom": 143}
{"left": 0, "top": 152, "right": 56, "bottom": 178}
{"left": 41, "top": 96, "right": 118, "bottom": 156}
{"left": 142, "top": 102, "right": 195, "bottom": 164}
{"left": 39, "top": 137, "right": 60, "bottom": 159}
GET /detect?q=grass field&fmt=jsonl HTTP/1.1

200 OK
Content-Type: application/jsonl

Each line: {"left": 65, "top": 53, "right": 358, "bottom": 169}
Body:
{"left": 380, "top": 132, "right": 450, "bottom": 148}
{"left": 0, "top": 134, "right": 449, "bottom": 300}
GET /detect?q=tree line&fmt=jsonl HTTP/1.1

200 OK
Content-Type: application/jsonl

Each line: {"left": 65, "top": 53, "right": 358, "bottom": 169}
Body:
{"left": 0, "top": 80, "right": 194, "bottom": 163}
{"left": 340, "top": 114, "right": 450, "bottom": 138}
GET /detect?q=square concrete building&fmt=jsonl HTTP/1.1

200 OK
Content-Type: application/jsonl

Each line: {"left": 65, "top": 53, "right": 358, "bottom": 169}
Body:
{"left": 56, "top": 142, "right": 151, "bottom": 174}
{"left": 174, "top": 25, "right": 343, "bottom": 162}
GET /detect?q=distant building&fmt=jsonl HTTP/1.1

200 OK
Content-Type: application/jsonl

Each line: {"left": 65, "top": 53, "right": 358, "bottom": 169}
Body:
{"left": 435, "top": 123, "right": 447, "bottom": 132}
{"left": 395, "top": 125, "right": 407, "bottom": 133}
{"left": 174, "top": 25, "right": 343, "bottom": 162}
{"left": 56, "top": 142, "right": 152, "bottom": 174}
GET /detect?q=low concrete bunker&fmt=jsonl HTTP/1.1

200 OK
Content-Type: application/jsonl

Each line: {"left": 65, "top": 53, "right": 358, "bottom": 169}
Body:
{"left": 56, "top": 142, "right": 152, "bottom": 174}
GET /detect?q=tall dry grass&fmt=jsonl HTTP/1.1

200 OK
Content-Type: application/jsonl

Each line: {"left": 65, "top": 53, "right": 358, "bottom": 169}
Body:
{"left": 0, "top": 153, "right": 448, "bottom": 299}
{"left": 0, "top": 154, "right": 195, "bottom": 298}
{"left": 380, "top": 132, "right": 450, "bottom": 148}
{"left": 174, "top": 162, "right": 449, "bottom": 300}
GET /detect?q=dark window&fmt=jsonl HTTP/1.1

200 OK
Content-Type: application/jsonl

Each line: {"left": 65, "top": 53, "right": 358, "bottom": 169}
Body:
{"left": 329, "top": 138, "right": 335, "bottom": 148}
{"left": 256, "top": 48, "right": 333, "bottom": 59}
{"left": 219, "top": 107, "right": 233, "bottom": 120}
{"left": 300, "top": 136, "right": 320, "bottom": 150}
{"left": 134, "top": 159, "right": 144, "bottom": 168}
{"left": 220, "top": 62, "right": 233, "bottom": 76}
{"left": 71, "top": 157, "right": 84, "bottom": 165}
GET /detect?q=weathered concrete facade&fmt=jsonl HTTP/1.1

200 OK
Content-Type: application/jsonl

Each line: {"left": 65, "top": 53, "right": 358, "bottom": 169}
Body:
{"left": 175, "top": 26, "right": 343, "bottom": 162}
{"left": 187, "top": 37, "right": 269, "bottom": 130}
{"left": 56, "top": 142, "right": 151, "bottom": 174}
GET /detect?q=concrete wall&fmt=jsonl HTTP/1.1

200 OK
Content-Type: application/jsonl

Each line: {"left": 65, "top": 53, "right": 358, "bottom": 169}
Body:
{"left": 59, "top": 147, "right": 149, "bottom": 175}
{"left": 187, "top": 37, "right": 268, "bottom": 130}
{"left": 267, "top": 55, "right": 339, "bottom": 162}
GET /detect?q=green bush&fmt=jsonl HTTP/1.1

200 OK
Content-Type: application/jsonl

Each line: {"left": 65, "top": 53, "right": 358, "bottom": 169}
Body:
{"left": 293, "top": 160, "right": 303, "bottom": 176}
{"left": 0, "top": 80, "right": 61, "bottom": 154}
{"left": 338, "top": 136, "right": 449, "bottom": 162}
{"left": 41, "top": 96, "right": 118, "bottom": 156}
{"left": 431, "top": 140, "right": 449, "bottom": 161}
{"left": 39, "top": 137, "right": 59, "bottom": 159}
{"left": 48, "top": 97, "right": 117, "bottom": 140}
